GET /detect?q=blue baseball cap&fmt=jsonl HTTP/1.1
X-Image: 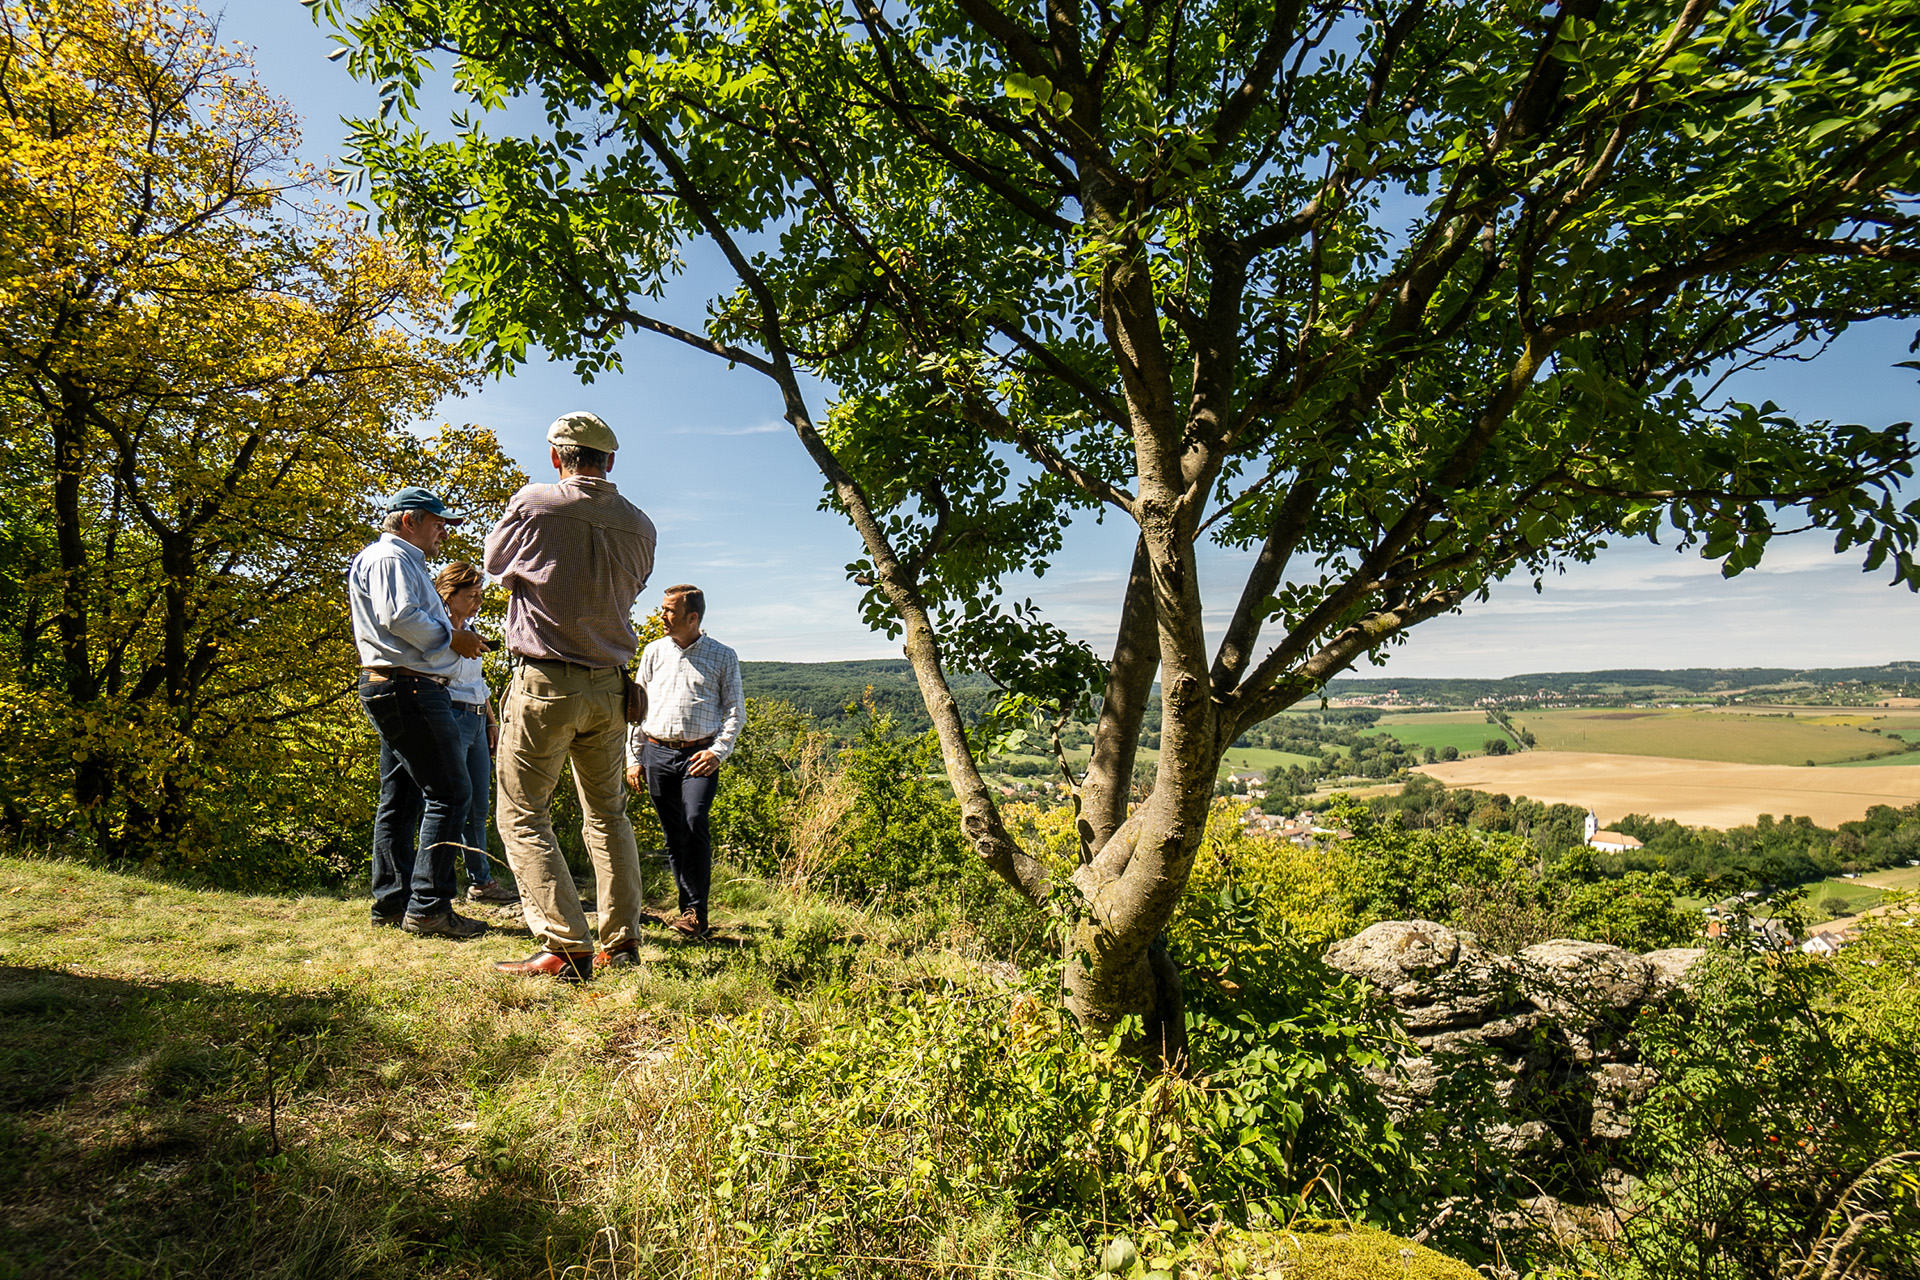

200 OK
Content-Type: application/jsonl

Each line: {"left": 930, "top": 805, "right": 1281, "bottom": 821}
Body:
{"left": 383, "top": 486, "right": 466, "bottom": 525}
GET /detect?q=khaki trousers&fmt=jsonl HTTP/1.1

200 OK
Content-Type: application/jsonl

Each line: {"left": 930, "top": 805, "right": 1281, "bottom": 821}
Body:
{"left": 496, "top": 660, "right": 643, "bottom": 953}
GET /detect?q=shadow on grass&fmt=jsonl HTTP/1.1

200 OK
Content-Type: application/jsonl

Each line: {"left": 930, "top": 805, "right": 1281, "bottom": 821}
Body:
{"left": 0, "top": 966, "right": 614, "bottom": 1280}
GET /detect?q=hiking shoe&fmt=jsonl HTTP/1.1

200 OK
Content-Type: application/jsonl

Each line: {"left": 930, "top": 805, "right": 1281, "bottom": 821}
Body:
{"left": 595, "top": 943, "right": 642, "bottom": 971}
{"left": 494, "top": 950, "right": 593, "bottom": 983}
{"left": 401, "top": 909, "right": 489, "bottom": 940}
{"left": 370, "top": 912, "right": 403, "bottom": 929}
{"left": 466, "top": 880, "right": 521, "bottom": 904}
{"left": 667, "top": 911, "right": 711, "bottom": 940}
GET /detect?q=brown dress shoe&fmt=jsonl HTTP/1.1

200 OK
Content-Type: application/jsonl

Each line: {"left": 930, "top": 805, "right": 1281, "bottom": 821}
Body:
{"left": 595, "top": 943, "right": 642, "bottom": 971}
{"left": 493, "top": 950, "right": 593, "bottom": 982}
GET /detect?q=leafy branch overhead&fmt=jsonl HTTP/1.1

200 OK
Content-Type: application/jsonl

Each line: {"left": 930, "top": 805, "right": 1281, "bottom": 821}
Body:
{"left": 322, "top": 0, "right": 1920, "bottom": 1045}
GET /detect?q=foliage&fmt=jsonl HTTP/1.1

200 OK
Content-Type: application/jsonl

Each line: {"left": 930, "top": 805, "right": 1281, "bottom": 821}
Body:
{"left": 1333, "top": 799, "right": 1546, "bottom": 928}
{"left": 0, "top": 0, "right": 514, "bottom": 880}
{"left": 325, "top": 0, "right": 1920, "bottom": 1041}
{"left": 1596, "top": 938, "right": 1920, "bottom": 1280}
{"left": 707, "top": 698, "right": 832, "bottom": 877}
{"left": 1181, "top": 800, "right": 1362, "bottom": 943}
{"left": 1170, "top": 882, "right": 1412, "bottom": 1224}
{"left": 806, "top": 698, "right": 970, "bottom": 897}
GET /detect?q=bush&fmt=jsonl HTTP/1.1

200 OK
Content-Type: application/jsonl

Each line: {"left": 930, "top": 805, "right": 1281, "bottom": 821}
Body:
{"left": 1595, "top": 931, "right": 1920, "bottom": 1280}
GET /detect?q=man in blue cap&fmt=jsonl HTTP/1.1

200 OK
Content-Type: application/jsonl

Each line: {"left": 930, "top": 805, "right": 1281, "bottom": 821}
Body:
{"left": 347, "top": 487, "right": 491, "bottom": 939}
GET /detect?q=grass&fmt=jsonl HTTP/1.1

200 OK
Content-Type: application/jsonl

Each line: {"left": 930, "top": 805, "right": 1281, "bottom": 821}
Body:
{"left": 1217, "top": 746, "right": 1327, "bottom": 775}
{"left": 0, "top": 853, "right": 1484, "bottom": 1280}
{"left": 0, "top": 854, "right": 1045, "bottom": 1279}
{"left": 1798, "top": 877, "right": 1889, "bottom": 923}
{"left": 992, "top": 744, "right": 1327, "bottom": 780}
{"left": 1821, "top": 751, "right": 1920, "bottom": 768}
{"left": 1362, "top": 712, "right": 1502, "bottom": 758}
{"left": 1511, "top": 707, "right": 1907, "bottom": 765}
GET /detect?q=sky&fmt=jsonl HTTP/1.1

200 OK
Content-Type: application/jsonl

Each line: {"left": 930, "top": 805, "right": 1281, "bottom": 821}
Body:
{"left": 222, "top": 3, "right": 1917, "bottom": 678}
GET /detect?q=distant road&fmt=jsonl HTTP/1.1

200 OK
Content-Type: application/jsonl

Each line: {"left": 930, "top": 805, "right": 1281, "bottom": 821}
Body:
{"left": 1416, "top": 752, "right": 1920, "bottom": 827}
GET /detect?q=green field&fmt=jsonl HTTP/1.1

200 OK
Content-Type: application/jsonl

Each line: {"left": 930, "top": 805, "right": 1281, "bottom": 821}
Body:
{"left": 1363, "top": 710, "right": 1503, "bottom": 757}
{"left": 992, "top": 745, "right": 1322, "bottom": 780}
{"left": 1219, "top": 746, "right": 1326, "bottom": 775}
{"left": 1822, "top": 751, "right": 1920, "bottom": 767}
{"left": 1799, "top": 877, "right": 1889, "bottom": 923}
{"left": 1511, "top": 707, "right": 1905, "bottom": 765}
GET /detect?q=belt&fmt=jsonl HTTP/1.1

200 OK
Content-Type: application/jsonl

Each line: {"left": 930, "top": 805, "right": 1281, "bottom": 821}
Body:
{"left": 452, "top": 700, "right": 487, "bottom": 715}
{"left": 647, "top": 733, "right": 716, "bottom": 751}
{"left": 362, "top": 667, "right": 451, "bottom": 687}
{"left": 516, "top": 654, "right": 619, "bottom": 674}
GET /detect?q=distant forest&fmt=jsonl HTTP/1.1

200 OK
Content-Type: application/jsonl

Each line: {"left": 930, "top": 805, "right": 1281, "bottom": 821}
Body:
{"left": 741, "top": 659, "right": 1920, "bottom": 734}
{"left": 1325, "top": 662, "right": 1920, "bottom": 702}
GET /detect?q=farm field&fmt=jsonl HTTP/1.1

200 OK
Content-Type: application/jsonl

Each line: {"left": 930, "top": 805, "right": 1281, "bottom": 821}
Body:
{"left": 1511, "top": 707, "right": 1903, "bottom": 765}
{"left": 992, "top": 745, "right": 1323, "bottom": 779}
{"left": 1416, "top": 752, "right": 1920, "bottom": 828}
{"left": 1860, "top": 865, "right": 1920, "bottom": 890}
{"left": 1364, "top": 711, "right": 1501, "bottom": 757}
{"left": 1824, "top": 752, "right": 1920, "bottom": 767}
{"left": 1798, "top": 877, "right": 1889, "bottom": 923}
{"left": 1219, "top": 746, "right": 1326, "bottom": 775}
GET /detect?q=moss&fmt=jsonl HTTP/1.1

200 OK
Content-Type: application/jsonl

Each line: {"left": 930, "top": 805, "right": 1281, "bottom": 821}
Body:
{"left": 1190, "top": 1221, "right": 1478, "bottom": 1280}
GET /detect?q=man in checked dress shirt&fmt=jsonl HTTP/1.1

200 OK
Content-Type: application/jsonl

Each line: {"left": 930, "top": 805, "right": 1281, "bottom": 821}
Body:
{"left": 624, "top": 584, "right": 744, "bottom": 938}
{"left": 483, "top": 411, "right": 656, "bottom": 981}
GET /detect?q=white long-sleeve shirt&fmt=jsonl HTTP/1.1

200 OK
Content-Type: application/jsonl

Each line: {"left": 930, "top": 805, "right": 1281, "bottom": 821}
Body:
{"left": 346, "top": 534, "right": 459, "bottom": 677}
{"left": 626, "top": 633, "right": 745, "bottom": 765}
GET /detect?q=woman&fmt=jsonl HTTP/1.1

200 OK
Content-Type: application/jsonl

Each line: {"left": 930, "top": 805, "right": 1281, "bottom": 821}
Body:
{"left": 432, "top": 561, "right": 518, "bottom": 904}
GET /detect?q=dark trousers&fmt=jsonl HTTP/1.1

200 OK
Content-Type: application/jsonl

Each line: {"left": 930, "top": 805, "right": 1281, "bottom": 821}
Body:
{"left": 430, "top": 704, "right": 495, "bottom": 887}
{"left": 642, "top": 740, "right": 718, "bottom": 924}
{"left": 360, "top": 672, "right": 470, "bottom": 919}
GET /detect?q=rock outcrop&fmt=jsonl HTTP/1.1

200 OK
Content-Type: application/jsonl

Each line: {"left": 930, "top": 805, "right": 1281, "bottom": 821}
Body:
{"left": 1323, "top": 921, "right": 1705, "bottom": 1176}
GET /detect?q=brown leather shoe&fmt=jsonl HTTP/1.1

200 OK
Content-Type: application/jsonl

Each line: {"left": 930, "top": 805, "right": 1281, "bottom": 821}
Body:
{"left": 493, "top": 950, "right": 593, "bottom": 982}
{"left": 667, "top": 911, "right": 710, "bottom": 939}
{"left": 595, "top": 942, "right": 642, "bottom": 971}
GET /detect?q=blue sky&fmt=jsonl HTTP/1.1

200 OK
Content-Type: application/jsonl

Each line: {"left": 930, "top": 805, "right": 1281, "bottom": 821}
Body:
{"left": 225, "top": 3, "right": 1917, "bottom": 677}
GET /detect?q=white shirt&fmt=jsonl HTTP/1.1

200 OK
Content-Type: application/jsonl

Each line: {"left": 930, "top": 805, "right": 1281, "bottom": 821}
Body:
{"left": 346, "top": 534, "right": 459, "bottom": 677}
{"left": 626, "top": 633, "right": 744, "bottom": 765}
{"left": 447, "top": 624, "right": 490, "bottom": 707}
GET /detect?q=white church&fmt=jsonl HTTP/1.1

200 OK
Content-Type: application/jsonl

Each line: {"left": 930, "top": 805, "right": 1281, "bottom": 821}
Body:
{"left": 1584, "top": 810, "right": 1645, "bottom": 853}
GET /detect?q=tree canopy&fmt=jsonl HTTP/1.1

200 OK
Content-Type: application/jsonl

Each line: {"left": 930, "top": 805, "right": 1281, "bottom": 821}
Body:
{"left": 0, "top": 0, "right": 521, "bottom": 874}
{"left": 326, "top": 0, "right": 1920, "bottom": 1045}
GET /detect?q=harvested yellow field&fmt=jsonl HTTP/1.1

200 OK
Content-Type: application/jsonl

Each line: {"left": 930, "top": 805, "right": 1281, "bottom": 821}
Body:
{"left": 1416, "top": 752, "right": 1920, "bottom": 828}
{"left": 1512, "top": 707, "right": 1907, "bottom": 765}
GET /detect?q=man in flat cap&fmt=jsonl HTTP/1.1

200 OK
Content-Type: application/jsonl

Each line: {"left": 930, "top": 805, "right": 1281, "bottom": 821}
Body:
{"left": 484, "top": 412, "right": 657, "bottom": 982}
{"left": 349, "top": 487, "right": 492, "bottom": 940}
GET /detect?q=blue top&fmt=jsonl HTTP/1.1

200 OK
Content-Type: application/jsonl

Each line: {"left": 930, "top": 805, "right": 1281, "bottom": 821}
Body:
{"left": 346, "top": 534, "right": 459, "bottom": 677}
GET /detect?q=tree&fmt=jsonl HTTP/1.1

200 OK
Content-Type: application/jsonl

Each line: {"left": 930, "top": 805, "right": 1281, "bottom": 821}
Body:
{"left": 327, "top": 0, "right": 1920, "bottom": 1054}
{"left": 0, "top": 0, "right": 518, "bottom": 873}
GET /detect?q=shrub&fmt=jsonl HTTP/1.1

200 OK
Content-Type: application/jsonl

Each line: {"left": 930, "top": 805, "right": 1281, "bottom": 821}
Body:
{"left": 1597, "top": 934, "right": 1920, "bottom": 1280}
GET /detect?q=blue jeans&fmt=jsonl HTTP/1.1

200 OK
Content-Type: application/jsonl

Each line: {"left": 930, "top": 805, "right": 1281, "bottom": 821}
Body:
{"left": 360, "top": 672, "right": 469, "bottom": 919}
{"left": 428, "top": 703, "right": 495, "bottom": 887}
{"left": 642, "top": 740, "right": 718, "bottom": 925}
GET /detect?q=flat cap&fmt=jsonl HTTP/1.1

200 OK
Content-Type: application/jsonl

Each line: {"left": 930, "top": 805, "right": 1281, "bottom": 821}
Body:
{"left": 547, "top": 411, "right": 619, "bottom": 454}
